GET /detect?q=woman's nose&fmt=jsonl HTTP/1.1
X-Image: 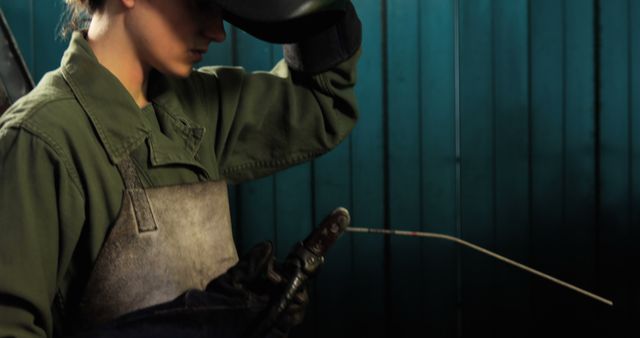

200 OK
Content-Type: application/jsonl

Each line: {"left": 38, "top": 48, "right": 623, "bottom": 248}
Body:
{"left": 201, "top": 7, "right": 226, "bottom": 42}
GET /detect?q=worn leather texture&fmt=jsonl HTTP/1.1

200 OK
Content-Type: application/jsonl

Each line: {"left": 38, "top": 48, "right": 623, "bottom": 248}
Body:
{"left": 78, "top": 180, "right": 239, "bottom": 326}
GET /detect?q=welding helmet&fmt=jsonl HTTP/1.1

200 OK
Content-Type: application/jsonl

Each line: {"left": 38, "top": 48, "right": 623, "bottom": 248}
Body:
{"left": 210, "top": 0, "right": 350, "bottom": 43}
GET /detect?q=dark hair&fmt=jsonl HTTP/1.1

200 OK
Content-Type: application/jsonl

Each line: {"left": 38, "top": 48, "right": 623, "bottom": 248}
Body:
{"left": 60, "top": 0, "right": 106, "bottom": 38}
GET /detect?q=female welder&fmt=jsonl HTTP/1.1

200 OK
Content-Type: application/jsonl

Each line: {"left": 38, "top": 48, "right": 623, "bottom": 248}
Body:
{"left": 0, "top": 0, "right": 361, "bottom": 337}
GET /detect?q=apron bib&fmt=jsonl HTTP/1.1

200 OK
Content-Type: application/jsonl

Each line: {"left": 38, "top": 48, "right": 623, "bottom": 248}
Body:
{"left": 78, "top": 157, "right": 239, "bottom": 326}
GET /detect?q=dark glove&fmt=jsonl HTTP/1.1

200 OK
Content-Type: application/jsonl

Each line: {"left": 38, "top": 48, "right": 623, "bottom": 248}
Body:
{"left": 283, "top": 1, "right": 362, "bottom": 74}
{"left": 208, "top": 241, "right": 310, "bottom": 338}
{"left": 71, "top": 242, "right": 308, "bottom": 338}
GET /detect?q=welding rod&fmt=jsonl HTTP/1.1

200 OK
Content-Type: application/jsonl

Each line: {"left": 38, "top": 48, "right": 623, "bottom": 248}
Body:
{"left": 346, "top": 227, "right": 613, "bottom": 307}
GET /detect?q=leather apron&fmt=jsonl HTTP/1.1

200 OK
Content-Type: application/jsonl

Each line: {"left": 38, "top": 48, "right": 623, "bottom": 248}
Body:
{"left": 77, "top": 157, "right": 239, "bottom": 326}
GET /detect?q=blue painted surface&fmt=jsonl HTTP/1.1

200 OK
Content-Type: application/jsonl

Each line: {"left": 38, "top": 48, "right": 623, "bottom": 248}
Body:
{"left": 561, "top": 0, "right": 598, "bottom": 334}
{"left": 0, "top": 0, "right": 34, "bottom": 73}
{"left": 420, "top": 0, "right": 457, "bottom": 335}
{"left": 386, "top": 0, "right": 423, "bottom": 336}
{"left": 1, "top": 1, "right": 637, "bottom": 336}
{"left": 631, "top": 1, "right": 640, "bottom": 329}
{"left": 599, "top": 1, "right": 633, "bottom": 336}
{"left": 348, "top": 0, "right": 386, "bottom": 336}
{"left": 458, "top": 0, "right": 495, "bottom": 335}
{"left": 32, "top": 0, "right": 66, "bottom": 80}
{"left": 530, "top": 1, "right": 567, "bottom": 335}
{"left": 492, "top": 1, "right": 530, "bottom": 335}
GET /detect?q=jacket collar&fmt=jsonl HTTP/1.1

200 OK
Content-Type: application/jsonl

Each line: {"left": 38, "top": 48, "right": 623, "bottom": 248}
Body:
{"left": 60, "top": 31, "right": 205, "bottom": 167}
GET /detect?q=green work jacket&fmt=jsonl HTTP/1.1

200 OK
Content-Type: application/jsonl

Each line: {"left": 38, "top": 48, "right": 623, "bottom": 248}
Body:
{"left": 0, "top": 32, "right": 359, "bottom": 338}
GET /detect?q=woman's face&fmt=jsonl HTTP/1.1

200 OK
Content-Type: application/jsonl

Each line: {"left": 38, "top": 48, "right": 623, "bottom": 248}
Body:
{"left": 125, "top": 0, "right": 226, "bottom": 78}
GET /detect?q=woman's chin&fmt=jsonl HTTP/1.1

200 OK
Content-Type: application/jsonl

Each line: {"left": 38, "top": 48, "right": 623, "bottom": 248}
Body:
{"left": 160, "top": 64, "right": 193, "bottom": 78}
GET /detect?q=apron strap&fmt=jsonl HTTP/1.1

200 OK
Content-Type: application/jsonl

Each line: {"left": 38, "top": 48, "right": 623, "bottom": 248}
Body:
{"left": 116, "top": 156, "right": 145, "bottom": 189}
{"left": 115, "top": 157, "right": 158, "bottom": 233}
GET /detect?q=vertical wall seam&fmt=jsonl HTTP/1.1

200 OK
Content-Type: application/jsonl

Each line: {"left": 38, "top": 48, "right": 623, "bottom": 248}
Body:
{"left": 381, "top": 0, "right": 391, "bottom": 337}
{"left": 231, "top": 27, "right": 238, "bottom": 66}
{"left": 416, "top": 0, "right": 425, "bottom": 313}
{"left": 29, "top": 0, "right": 34, "bottom": 74}
{"left": 491, "top": 0, "right": 497, "bottom": 239}
{"left": 630, "top": 0, "right": 637, "bottom": 227}
{"left": 270, "top": 43, "right": 278, "bottom": 253}
{"left": 526, "top": 0, "right": 534, "bottom": 322}
{"left": 627, "top": 2, "right": 632, "bottom": 216}
{"left": 309, "top": 159, "right": 319, "bottom": 338}
{"left": 490, "top": 1, "right": 496, "bottom": 236}
{"left": 490, "top": 2, "right": 497, "bottom": 334}
{"left": 626, "top": 0, "right": 633, "bottom": 319}
{"left": 348, "top": 64, "right": 355, "bottom": 273}
{"left": 416, "top": 0, "right": 423, "bottom": 230}
{"left": 453, "top": 0, "right": 462, "bottom": 336}
{"left": 273, "top": 174, "right": 278, "bottom": 253}
{"left": 270, "top": 39, "right": 279, "bottom": 252}
{"left": 632, "top": 0, "right": 639, "bottom": 323}
{"left": 593, "top": 0, "right": 602, "bottom": 309}
{"left": 627, "top": 0, "right": 633, "bottom": 217}
{"left": 562, "top": 0, "right": 567, "bottom": 228}
{"left": 310, "top": 165, "right": 317, "bottom": 237}
{"left": 30, "top": 0, "right": 35, "bottom": 79}
{"left": 348, "top": 112, "right": 355, "bottom": 274}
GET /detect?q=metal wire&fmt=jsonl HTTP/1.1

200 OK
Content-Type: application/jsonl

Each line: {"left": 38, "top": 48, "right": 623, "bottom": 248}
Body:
{"left": 346, "top": 227, "right": 613, "bottom": 307}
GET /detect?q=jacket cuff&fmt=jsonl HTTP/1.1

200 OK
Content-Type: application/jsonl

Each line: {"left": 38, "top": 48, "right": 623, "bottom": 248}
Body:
{"left": 283, "top": 2, "right": 362, "bottom": 74}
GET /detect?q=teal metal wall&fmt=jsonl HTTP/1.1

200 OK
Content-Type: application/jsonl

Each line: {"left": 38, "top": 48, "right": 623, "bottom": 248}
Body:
{"left": 1, "top": 0, "right": 638, "bottom": 337}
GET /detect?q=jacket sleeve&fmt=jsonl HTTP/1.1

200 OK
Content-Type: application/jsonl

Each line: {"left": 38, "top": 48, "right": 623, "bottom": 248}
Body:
{"left": 0, "top": 127, "right": 84, "bottom": 338}
{"left": 190, "top": 3, "right": 362, "bottom": 183}
{"left": 197, "top": 49, "right": 360, "bottom": 183}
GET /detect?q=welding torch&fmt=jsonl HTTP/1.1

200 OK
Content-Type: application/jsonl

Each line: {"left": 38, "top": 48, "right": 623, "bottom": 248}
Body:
{"left": 254, "top": 206, "right": 612, "bottom": 337}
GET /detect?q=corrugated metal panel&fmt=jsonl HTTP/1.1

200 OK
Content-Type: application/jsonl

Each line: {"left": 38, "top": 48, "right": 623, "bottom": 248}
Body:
{"left": 458, "top": 0, "right": 496, "bottom": 334}
{"left": 386, "top": 0, "right": 423, "bottom": 335}
{"left": 349, "top": 1, "right": 386, "bottom": 336}
{"left": 631, "top": 2, "right": 640, "bottom": 332}
{"left": 531, "top": 1, "right": 598, "bottom": 335}
{"left": 599, "top": 0, "right": 636, "bottom": 336}
{"left": 421, "top": 0, "right": 458, "bottom": 335}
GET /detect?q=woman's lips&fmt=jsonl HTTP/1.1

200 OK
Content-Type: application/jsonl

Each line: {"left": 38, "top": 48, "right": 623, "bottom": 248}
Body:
{"left": 190, "top": 49, "right": 206, "bottom": 62}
